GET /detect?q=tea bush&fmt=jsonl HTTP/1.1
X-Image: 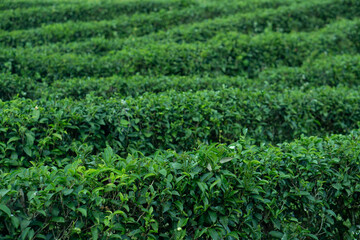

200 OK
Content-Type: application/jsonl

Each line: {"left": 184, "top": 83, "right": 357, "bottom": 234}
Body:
{"left": 2, "top": 53, "right": 360, "bottom": 101}
{"left": 0, "top": 0, "right": 67, "bottom": 11}
{"left": 0, "top": 0, "right": 195, "bottom": 31}
{"left": 1, "top": 0, "right": 360, "bottom": 239}
{"left": 1, "top": 132, "right": 359, "bottom": 239}
{"left": 2, "top": 18, "right": 359, "bottom": 80}
{"left": 0, "top": 0, "right": 295, "bottom": 47}
{"left": 1, "top": 86, "right": 360, "bottom": 169}
{"left": 258, "top": 54, "right": 360, "bottom": 88}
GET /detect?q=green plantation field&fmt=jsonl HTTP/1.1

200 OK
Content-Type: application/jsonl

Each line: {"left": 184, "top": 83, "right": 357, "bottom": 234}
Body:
{"left": 1, "top": 0, "right": 360, "bottom": 239}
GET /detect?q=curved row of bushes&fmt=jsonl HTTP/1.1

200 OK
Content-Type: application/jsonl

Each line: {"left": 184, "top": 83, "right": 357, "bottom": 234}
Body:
{"left": 0, "top": 0, "right": 195, "bottom": 31}
{"left": 259, "top": 54, "right": 360, "bottom": 88}
{"left": 1, "top": 54, "right": 360, "bottom": 101}
{"left": 1, "top": 18, "right": 359, "bottom": 80}
{"left": 1, "top": 132, "right": 359, "bottom": 239}
{"left": 0, "top": 0, "right": 296, "bottom": 48}
{"left": 20, "top": 0, "right": 360, "bottom": 55}
{"left": 0, "top": 0, "right": 68, "bottom": 11}
{"left": 1, "top": 85, "right": 360, "bottom": 168}
{"left": 0, "top": 73, "right": 258, "bottom": 101}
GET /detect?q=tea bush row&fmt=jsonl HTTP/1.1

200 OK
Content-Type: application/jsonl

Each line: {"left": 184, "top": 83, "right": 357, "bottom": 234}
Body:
{"left": 0, "top": 73, "right": 261, "bottom": 101}
{"left": 0, "top": 0, "right": 194, "bottom": 31}
{"left": 1, "top": 132, "right": 360, "bottom": 239}
{"left": 15, "top": 0, "right": 360, "bottom": 54}
{"left": 0, "top": 0, "right": 296, "bottom": 48}
{"left": 0, "top": 0, "right": 67, "bottom": 11}
{"left": 1, "top": 86, "right": 360, "bottom": 169}
{"left": 259, "top": 54, "right": 360, "bottom": 88}
{"left": 2, "top": 18, "right": 359, "bottom": 80}
{"left": 1, "top": 53, "right": 360, "bottom": 101}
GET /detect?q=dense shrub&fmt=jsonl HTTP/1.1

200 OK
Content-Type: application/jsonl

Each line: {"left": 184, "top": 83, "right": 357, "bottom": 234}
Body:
{"left": 0, "top": 0, "right": 195, "bottom": 31}
{"left": 1, "top": 86, "right": 360, "bottom": 168}
{"left": 0, "top": 0, "right": 295, "bottom": 47}
{"left": 1, "top": 0, "right": 360, "bottom": 239}
{"left": 2, "top": 0, "right": 359, "bottom": 49}
{"left": 0, "top": 0, "right": 67, "bottom": 11}
{"left": 258, "top": 54, "right": 360, "bottom": 87}
{"left": 2, "top": 53, "right": 360, "bottom": 101}
{"left": 1, "top": 132, "right": 360, "bottom": 239}
{"left": 1, "top": 18, "right": 359, "bottom": 80}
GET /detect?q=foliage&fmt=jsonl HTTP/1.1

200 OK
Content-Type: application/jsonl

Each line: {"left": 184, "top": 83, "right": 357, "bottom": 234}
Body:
{"left": 1, "top": 132, "right": 360, "bottom": 239}
{"left": 1, "top": 0, "right": 360, "bottom": 238}
{"left": 1, "top": 86, "right": 360, "bottom": 169}
{"left": 0, "top": 0, "right": 293, "bottom": 47}
{"left": 2, "top": 54, "right": 360, "bottom": 101}
{"left": 0, "top": 0, "right": 194, "bottom": 31}
{"left": 1, "top": 18, "right": 359, "bottom": 80}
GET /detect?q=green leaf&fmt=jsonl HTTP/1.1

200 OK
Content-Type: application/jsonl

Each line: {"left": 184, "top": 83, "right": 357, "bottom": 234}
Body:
{"left": 27, "top": 191, "right": 37, "bottom": 201}
{"left": 269, "top": 231, "right": 284, "bottom": 238}
{"left": 103, "top": 146, "right": 114, "bottom": 164}
{"left": 37, "top": 210, "right": 46, "bottom": 217}
{"left": 77, "top": 208, "right": 87, "bottom": 217}
{"left": 197, "top": 182, "right": 208, "bottom": 193}
{"left": 171, "top": 163, "right": 182, "bottom": 170}
{"left": 11, "top": 216, "right": 20, "bottom": 229}
{"left": 159, "top": 169, "right": 167, "bottom": 176}
{"left": 162, "top": 202, "right": 171, "bottom": 213}
{"left": 113, "top": 210, "right": 126, "bottom": 216}
{"left": 177, "top": 218, "right": 189, "bottom": 228}
{"left": 299, "top": 191, "right": 310, "bottom": 196}
{"left": 23, "top": 146, "right": 32, "bottom": 157}
{"left": 226, "top": 232, "right": 239, "bottom": 239}
{"left": 25, "top": 132, "right": 35, "bottom": 146}
{"left": 21, "top": 220, "right": 31, "bottom": 230}
{"left": 120, "top": 119, "right": 129, "bottom": 126}
{"left": 53, "top": 133, "right": 62, "bottom": 140}
{"left": 91, "top": 227, "right": 99, "bottom": 240}
{"left": 63, "top": 189, "right": 73, "bottom": 196}
{"left": 144, "top": 173, "right": 156, "bottom": 180}
{"left": 32, "top": 109, "right": 40, "bottom": 121}
{"left": 20, "top": 227, "right": 30, "bottom": 240}
{"left": 151, "top": 221, "right": 159, "bottom": 233}
{"left": 210, "top": 179, "right": 221, "bottom": 190}
{"left": 0, "top": 189, "right": 10, "bottom": 197}
{"left": 220, "top": 157, "right": 233, "bottom": 164}
{"left": 174, "top": 201, "right": 184, "bottom": 212}
{"left": 52, "top": 217, "right": 65, "bottom": 223}
{"left": 304, "top": 234, "right": 318, "bottom": 240}
{"left": 144, "top": 132, "right": 153, "bottom": 138}
{"left": 208, "top": 229, "right": 221, "bottom": 240}
{"left": 209, "top": 211, "right": 217, "bottom": 223}
{"left": 0, "top": 204, "right": 11, "bottom": 217}
{"left": 7, "top": 136, "right": 20, "bottom": 144}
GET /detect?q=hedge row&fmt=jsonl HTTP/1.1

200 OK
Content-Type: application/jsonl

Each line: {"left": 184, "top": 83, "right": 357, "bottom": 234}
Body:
{"left": 0, "top": 73, "right": 259, "bottom": 101}
{"left": 0, "top": 0, "right": 68, "bottom": 11}
{"left": 29, "top": 54, "right": 360, "bottom": 97}
{"left": 23, "top": 0, "right": 360, "bottom": 55}
{"left": 2, "top": 53, "right": 360, "bottom": 101}
{"left": 0, "top": 0, "right": 295, "bottom": 48}
{"left": 0, "top": 0, "right": 195, "bottom": 31}
{"left": 2, "top": 18, "right": 359, "bottom": 80}
{"left": 1, "top": 132, "right": 360, "bottom": 239}
{"left": 1, "top": 86, "right": 360, "bottom": 168}
{"left": 259, "top": 54, "right": 360, "bottom": 88}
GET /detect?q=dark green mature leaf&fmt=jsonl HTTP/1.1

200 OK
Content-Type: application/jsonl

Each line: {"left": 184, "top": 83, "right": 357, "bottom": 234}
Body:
{"left": 0, "top": 204, "right": 11, "bottom": 217}
{"left": 208, "top": 229, "right": 221, "bottom": 240}
{"left": 269, "top": 231, "right": 284, "bottom": 238}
